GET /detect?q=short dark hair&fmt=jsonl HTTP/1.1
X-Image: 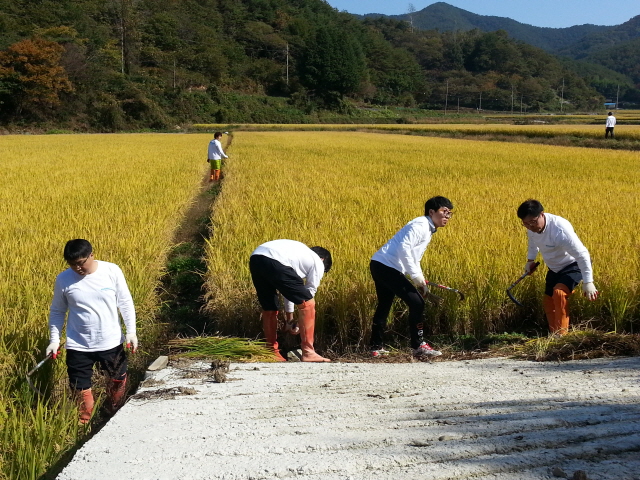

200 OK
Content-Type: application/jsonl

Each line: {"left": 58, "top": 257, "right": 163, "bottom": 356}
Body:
{"left": 424, "top": 196, "right": 453, "bottom": 216}
{"left": 310, "top": 246, "right": 332, "bottom": 273}
{"left": 214, "top": 131, "right": 223, "bottom": 139}
{"left": 517, "top": 199, "right": 544, "bottom": 219}
{"left": 63, "top": 239, "right": 93, "bottom": 261}
{"left": 608, "top": 112, "right": 613, "bottom": 115}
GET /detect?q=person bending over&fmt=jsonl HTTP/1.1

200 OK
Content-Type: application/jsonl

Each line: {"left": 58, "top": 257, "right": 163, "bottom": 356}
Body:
{"left": 369, "top": 196, "right": 454, "bottom": 358}
{"left": 517, "top": 199, "right": 598, "bottom": 335}
{"left": 249, "top": 239, "right": 332, "bottom": 362}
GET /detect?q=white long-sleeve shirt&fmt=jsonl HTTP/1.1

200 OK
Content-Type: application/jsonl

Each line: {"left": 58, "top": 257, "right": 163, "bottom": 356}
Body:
{"left": 606, "top": 115, "right": 616, "bottom": 128}
{"left": 208, "top": 138, "right": 228, "bottom": 160}
{"left": 251, "top": 239, "right": 325, "bottom": 313}
{"left": 371, "top": 216, "right": 436, "bottom": 285}
{"left": 526, "top": 213, "right": 593, "bottom": 283}
{"left": 49, "top": 261, "right": 136, "bottom": 351}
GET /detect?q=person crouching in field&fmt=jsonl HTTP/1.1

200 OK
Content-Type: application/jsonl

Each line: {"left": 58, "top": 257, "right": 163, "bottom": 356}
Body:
{"left": 207, "top": 131, "right": 228, "bottom": 182}
{"left": 249, "top": 240, "right": 332, "bottom": 362}
{"left": 46, "top": 239, "right": 138, "bottom": 424}
{"left": 517, "top": 199, "right": 598, "bottom": 335}
{"left": 369, "top": 196, "right": 454, "bottom": 359}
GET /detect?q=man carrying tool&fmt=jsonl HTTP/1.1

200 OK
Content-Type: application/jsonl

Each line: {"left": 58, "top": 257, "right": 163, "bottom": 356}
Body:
{"left": 369, "top": 196, "right": 454, "bottom": 359}
{"left": 517, "top": 199, "right": 598, "bottom": 335}
{"left": 207, "top": 131, "right": 228, "bottom": 182}
{"left": 46, "top": 239, "right": 138, "bottom": 424}
{"left": 249, "top": 239, "right": 332, "bottom": 362}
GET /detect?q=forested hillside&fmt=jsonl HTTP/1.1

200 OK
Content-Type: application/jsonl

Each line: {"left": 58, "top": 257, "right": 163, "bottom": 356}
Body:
{"left": 368, "top": 2, "right": 609, "bottom": 53}
{"left": 366, "top": 2, "right": 640, "bottom": 103}
{"left": 0, "top": 0, "right": 609, "bottom": 130}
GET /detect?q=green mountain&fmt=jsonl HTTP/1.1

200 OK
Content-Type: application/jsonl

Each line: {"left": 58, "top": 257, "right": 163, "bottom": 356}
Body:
{"left": 558, "top": 15, "right": 640, "bottom": 58}
{"left": 361, "top": 2, "right": 639, "bottom": 102}
{"left": 0, "top": 0, "right": 617, "bottom": 129}
{"left": 363, "top": 2, "right": 610, "bottom": 53}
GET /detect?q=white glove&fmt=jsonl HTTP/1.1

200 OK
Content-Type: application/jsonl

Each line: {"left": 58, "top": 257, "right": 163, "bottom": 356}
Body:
{"left": 416, "top": 280, "right": 430, "bottom": 298}
{"left": 45, "top": 341, "right": 60, "bottom": 359}
{"left": 524, "top": 261, "right": 537, "bottom": 275}
{"left": 125, "top": 333, "right": 138, "bottom": 353}
{"left": 582, "top": 282, "right": 599, "bottom": 301}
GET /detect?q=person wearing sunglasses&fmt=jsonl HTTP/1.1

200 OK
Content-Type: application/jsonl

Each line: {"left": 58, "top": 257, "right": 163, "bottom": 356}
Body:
{"left": 517, "top": 199, "right": 598, "bottom": 335}
{"left": 46, "top": 239, "right": 138, "bottom": 424}
{"left": 369, "top": 196, "right": 454, "bottom": 359}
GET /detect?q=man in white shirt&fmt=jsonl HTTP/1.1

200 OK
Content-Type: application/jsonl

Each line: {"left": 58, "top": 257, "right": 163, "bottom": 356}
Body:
{"left": 517, "top": 199, "right": 598, "bottom": 335}
{"left": 207, "top": 132, "right": 228, "bottom": 182}
{"left": 249, "top": 240, "right": 332, "bottom": 362}
{"left": 46, "top": 239, "right": 138, "bottom": 423}
{"left": 369, "top": 196, "right": 454, "bottom": 359}
{"left": 605, "top": 112, "right": 616, "bottom": 138}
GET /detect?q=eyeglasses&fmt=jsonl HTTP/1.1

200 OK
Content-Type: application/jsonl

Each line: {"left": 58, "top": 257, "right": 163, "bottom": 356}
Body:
{"left": 68, "top": 256, "right": 91, "bottom": 268}
{"left": 439, "top": 209, "right": 454, "bottom": 219}
{"left": 521, "top": 215, "right": 541, "bottom": 227}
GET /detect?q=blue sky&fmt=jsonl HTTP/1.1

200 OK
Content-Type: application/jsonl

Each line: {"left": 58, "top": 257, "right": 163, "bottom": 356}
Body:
{"left": 324, "top": 0, "right": 640, "bottom": 28}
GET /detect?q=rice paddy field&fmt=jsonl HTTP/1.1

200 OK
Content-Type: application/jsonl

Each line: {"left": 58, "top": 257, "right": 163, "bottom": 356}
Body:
{"left": 194, "top": 123, "right": 640, "bottom": 142}
{"left": 0, "top": 133, "right": 210, "bottom": 479}
{"left": 2, "top": 129, "right": 640, "bottom": 479}
{"left": 205, "top": 131, "right": 640, "bottom": 347}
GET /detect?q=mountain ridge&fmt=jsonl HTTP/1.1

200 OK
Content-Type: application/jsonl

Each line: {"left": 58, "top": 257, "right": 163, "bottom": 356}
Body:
{"left": 357, "top": 2, "right": 617, "bottom": 53}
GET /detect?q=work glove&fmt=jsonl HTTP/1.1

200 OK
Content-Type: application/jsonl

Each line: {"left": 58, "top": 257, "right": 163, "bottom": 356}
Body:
{"left": 125, "top": 333, "right": 138, "bottom": 353}
{"left": 45, "top": 341, "right": 60, "bottom": 359}
{"left": 524, "top": 261, "right": 538, "bottom": 275}
{"left": 582, "top": 282, "right": 599, "bottom": 301}
{"left": 416, "top": 280, "right": 430, "bottom": 298}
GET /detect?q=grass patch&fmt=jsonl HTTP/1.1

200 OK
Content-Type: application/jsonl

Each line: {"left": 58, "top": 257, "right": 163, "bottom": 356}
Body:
{"left": 515, "top": 329, "right": 640, "bottom": 362}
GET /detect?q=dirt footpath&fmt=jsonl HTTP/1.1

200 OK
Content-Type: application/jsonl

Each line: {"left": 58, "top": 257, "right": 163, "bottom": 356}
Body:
{"left": 57, "top": 357, "right": 640, "bottom": 480}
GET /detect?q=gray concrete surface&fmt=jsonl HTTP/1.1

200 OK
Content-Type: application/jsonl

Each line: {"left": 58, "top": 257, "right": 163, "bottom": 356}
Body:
{"left": 57, "top": 357, "right": 640, "bottom": 480}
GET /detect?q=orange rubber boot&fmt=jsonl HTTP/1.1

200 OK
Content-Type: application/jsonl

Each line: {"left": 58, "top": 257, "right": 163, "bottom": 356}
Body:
{"left": 551, "top": 284, "right": 571, "bottom": 335}
{"left": 543, "top": 295, "right": 555, "bottom": 329}
{"left": 262, "top": 311, "right": 286, "bottom": 362}
{"left": 298, "top": 299, "right": 330, "bottom": 362}
{"left": 107, "top": 375, "right": 127, "bottom": 414}
{"left": 78, "top": 388, "right": 94, "bottom": 424}
{"left": 214, "top": 169, "right": 221, "bottom": 181}
{"left": 210, "top": 169, "right": 215, "bottom": 182}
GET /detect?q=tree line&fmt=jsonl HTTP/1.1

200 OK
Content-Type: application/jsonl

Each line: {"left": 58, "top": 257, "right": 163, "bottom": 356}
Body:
{"left": 0, "top": 0, "right": 611, "bottom": 130}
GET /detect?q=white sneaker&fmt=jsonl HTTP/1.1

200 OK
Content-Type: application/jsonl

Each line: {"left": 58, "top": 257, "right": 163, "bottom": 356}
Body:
{"left": 413, "top": 342, "right": 442, "bottom": 357}
{"left": 370, "top": 348, "right": 390, "bottom": 358}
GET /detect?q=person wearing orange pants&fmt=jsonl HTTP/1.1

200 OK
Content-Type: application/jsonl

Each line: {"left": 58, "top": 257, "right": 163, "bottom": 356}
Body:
{"left": 46, "top": 239, "right": 138, "bottom": 424}
{"left": 249, "top": 240, "right": 332, "bottom": 362}
{"left": 517, "top": 200, "right": 598, "bottom": 335}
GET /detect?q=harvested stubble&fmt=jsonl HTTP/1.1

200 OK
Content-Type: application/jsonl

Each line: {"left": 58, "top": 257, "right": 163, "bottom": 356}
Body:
{"left": 517, "top": 330, "right": 640, "bottom": 361}
{"left": 204, "top": 131, "right": 640, "bottom": 349}
{"left": 0, "top": 133, "right": 211, "bottom": 480}
{"left": 168, "top": 336, "right": 274, "bottom": 361}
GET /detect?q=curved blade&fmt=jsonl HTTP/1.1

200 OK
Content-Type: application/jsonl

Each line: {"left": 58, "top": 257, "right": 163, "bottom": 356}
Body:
{"left": 506, "top": 288, "right": 524, "bottom": 307}
{"left": 26, "top": 354, "right": 52, "bottom": 397}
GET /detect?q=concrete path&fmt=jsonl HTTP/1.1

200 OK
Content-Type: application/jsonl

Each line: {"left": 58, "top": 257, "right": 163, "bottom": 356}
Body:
{"left": 57, "top": 357, "right": 640, "bottom": 480}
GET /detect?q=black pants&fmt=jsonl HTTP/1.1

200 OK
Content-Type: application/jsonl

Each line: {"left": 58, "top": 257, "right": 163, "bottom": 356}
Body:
{"left": 605, "top": 127, "right": 614, "bottom": 138}
{"left": 249, "top": 254, "right": 311, "bottom": 311}
{"left": 66, "top": 344, "right": 127, "bottom": 391}
{"left": 545, "top": 262, "right": 582, "bottom": 297}
{"left": 370, "top": 260, "right": 425, "bottom": 349}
